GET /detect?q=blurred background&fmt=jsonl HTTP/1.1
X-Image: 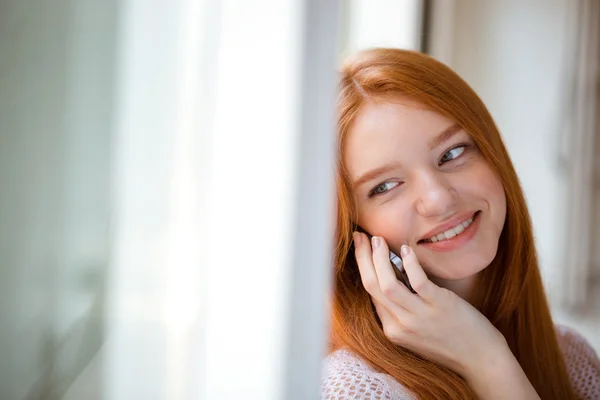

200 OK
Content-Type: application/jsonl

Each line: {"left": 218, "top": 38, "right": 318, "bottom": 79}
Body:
{"left": 0, "top": 0, "right": 598, "bottom": 399}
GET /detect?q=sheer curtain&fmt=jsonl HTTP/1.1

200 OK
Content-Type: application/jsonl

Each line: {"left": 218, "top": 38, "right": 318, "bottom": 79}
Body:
{"left": 0, "top": 1, "right": 338, "bottom": 399}
{"left": 0, "top": 2, "right": 116, "bottom": 399}
{"left": 105, "top": 0, "right": 339, "bottom": 399}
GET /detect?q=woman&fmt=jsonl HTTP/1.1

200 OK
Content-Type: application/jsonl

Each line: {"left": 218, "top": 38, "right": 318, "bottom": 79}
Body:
{"left": 321, "top": 48, "right": 600, "bottom": 399}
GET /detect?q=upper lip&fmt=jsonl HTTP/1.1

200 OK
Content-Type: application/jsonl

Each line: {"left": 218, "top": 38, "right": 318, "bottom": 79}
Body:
{"left": 418, "top": 211, "right": 478, "bottom": 241}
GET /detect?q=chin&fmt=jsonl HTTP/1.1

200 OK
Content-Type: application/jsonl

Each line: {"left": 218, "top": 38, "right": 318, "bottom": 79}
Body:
{"left": 420, "top": 245, "right": 497, "bottom": 281}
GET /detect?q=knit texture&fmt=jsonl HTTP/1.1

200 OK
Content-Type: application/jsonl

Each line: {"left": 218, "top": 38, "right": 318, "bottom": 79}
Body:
{"left": 321, "top": 325, "right": 600, "bottom": 399}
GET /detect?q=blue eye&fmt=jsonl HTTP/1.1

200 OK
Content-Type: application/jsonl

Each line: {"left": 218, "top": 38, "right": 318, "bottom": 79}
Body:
{"left": 368, "top": 181, "right": 399, "bottom": 197}
{"left": 439, "top": 145, "right": 466, "bottom": 165}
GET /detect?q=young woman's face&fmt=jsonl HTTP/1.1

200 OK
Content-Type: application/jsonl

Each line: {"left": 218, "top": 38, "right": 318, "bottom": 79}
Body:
{"left": 344, "top": 100, "right": 506, "bottom": 292}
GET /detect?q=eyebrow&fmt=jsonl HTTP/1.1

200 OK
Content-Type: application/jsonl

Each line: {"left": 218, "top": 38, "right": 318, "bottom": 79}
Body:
{"left": 352, "top": 162, "right": 402, "bottom": 189}
{"left": 428, "top": 122, "right": 461, "bottom": 150}
{"left": 352, "top": 122, "right": 462, "bottom": 189}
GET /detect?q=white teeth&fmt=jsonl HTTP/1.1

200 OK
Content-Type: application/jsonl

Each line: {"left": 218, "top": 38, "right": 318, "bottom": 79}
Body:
{"left": 454, "top": 224, "right": 464, "bottom": 234}
{"left": 444, "top": 228, "right": 456, "bottom": 239}
{"left": 425, "top": 215, "right": 475, "bottom": 243}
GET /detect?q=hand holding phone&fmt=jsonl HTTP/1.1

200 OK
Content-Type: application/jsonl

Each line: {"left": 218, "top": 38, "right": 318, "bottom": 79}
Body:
{"left": 353, "top": 232, "right": 507, "bottom": 380}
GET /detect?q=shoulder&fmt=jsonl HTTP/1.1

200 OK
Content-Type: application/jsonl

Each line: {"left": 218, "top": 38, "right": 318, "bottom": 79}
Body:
{"left": 320, "top": 349, "right": 415, "bottom": 400}
{"left": 555, "top": 324, "right": 600, "bottom": 399}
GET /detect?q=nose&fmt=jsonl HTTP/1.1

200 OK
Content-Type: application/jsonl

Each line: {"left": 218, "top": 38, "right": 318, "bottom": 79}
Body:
{"left": 414, "top": 172, "right": 457, "bottom": 217}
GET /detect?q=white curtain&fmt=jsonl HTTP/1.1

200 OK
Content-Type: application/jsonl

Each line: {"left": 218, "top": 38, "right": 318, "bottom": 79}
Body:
{"left": 104, "top": 1, "right": 339, "bottom": 399}
{"left": 0, "top": 1, "right": 115, "bottom": 399}
{"left": 0, "top": 0, "right": 338, "bottom": 399}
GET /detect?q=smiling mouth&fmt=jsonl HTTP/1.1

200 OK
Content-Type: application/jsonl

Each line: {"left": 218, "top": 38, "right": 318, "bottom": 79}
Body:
{"left": 417, "top": 211, "right": 481, "bottom": 244}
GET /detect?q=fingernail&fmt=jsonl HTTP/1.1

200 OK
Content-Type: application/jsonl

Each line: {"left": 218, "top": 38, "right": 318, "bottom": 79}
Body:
{"left": 353, "top": 231, "right": 360, "bottom": 245}
{"left": 401, "top": 245, "right": 410, "bottom": 257}
{"left": 372, "top": 236, "right": 380, "bottom": 249}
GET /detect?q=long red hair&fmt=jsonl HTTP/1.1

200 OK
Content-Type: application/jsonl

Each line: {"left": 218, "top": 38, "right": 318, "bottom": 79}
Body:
{"left": 330, "top": 48, "right": 577, "bottom": 399}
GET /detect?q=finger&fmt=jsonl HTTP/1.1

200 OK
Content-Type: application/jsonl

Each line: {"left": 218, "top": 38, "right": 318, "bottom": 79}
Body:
{"left": 371, "top": 236, "right": 425, "bottom": 313}
{"left": 353, "top": 232, "right": 379, "bottom": 296}
{"left": 400, "top": 245, "right": 439, "bottom": 302}
{"left": 353, "top": 232, "right": 406, "bottom": 312}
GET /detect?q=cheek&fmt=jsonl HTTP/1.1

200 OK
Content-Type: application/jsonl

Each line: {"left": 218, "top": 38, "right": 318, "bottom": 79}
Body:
{"left": 489, "top": 176, "right": 507, "bottom": 226}
{"left": 359, "top": 199, "right": 413, "bottom": 249}
{"left": 460, "top": 162, "right": 504, "bottom": 198}
{"left": 471, "top": 164, "right": 507, "bottom": 226}
{"left": 481, "top": 167, "right": 505, "bottom": 202}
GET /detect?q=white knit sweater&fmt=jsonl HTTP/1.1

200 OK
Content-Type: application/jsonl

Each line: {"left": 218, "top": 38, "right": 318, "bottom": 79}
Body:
{"left": 321, "top": 325, "right": 600, "bottom": 399}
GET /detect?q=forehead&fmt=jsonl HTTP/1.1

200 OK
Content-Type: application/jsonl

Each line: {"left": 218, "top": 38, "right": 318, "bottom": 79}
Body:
{"left": 344, "top": 101, "right": 455, "bottom": 172}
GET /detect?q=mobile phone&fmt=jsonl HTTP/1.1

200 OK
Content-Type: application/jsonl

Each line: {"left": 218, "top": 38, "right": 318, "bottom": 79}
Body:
{"left": 358, "top": 229, "right": 416, "bottom": 294}
{"left": 389, "top": 250, "right": 416, "bottom": 294}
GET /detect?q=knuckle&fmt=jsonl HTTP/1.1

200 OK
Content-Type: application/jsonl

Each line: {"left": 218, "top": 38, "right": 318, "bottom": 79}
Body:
{"left": 400, "top": 317, "right": 418, "bottom": 335}
{"left": 361, "top": 277, "right": 379, "bottom": 294}
{"left": 380, "top": 283, "right": 398, "bottom": 298}
{"left": 383, "top": 326, "right": 404, "bottom": 343}
{"left": 411, "top": 279, "right": 428, "bottom": 294}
